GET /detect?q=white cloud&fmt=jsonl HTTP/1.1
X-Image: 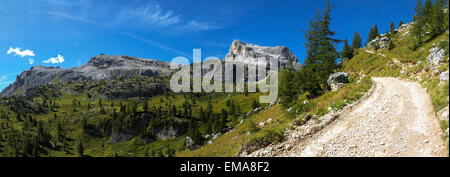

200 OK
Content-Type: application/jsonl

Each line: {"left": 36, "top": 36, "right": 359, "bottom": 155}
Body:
{"left": 7, "top": 47, "right": 35, "bottom": 58}
{"left": 183, "top": 21, "right": 222, "bottom": 31}
{"left": 117, "top": 3, "right": 181, "bottom": 28}
{"left": 43, "top": 54, "right": 64, "bottom": 64}
{"left": 47, "top": 11, "right": 95, "bottom": 24}
{"left": 28, "top": 58, "right": 34, "bottom": 65}
{"left": 0, "top": 75, "right": 13, "bottom": 87}
{"left": 45, "top": 0, "right": 75, "bottom": 6}
{"left": 116, "top": 5, "right": 221, "bottom": 31}
{"left": 0, "top": 75, "right": 6, "bottom": 82}
{"left": 116, "top": 31, "right": 190, "bottom": 57}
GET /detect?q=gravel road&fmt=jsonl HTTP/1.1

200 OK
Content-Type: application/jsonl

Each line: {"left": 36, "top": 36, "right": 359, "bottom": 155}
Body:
{"left": 246, "top": 78, "right": 446, "bottom": 157}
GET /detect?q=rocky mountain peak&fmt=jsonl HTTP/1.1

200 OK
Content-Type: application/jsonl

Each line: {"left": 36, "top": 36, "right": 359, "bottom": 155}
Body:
{"left": 0, "top": 55, "right": 177, "bottom": 97}
{"left": 81, "top": 55, "right": 174, "bottom": 70}
{"left": 225, "top": 40, "right": 302, "bottom": 70}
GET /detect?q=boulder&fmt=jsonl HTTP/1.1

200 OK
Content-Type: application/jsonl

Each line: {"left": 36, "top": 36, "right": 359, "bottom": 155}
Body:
{"left": 440, "top": 71, "right": 449, "bottom": 85}
{"left": 398, "top": 23, "right": 413, "bottom": 33}
{"left": 327, "top": 72, "right": 349, "bottom": 92}
{"left": 186, "top": 136, "right": 196, "bottom": 150}
{"left": 437, "top": 105, "right": 449, "bottom": 122}
{"left": 259, "top": 122, "right": 266, "bottom": 127}
{"left": 427, "top": 46, "right": 446, "bottom": 66}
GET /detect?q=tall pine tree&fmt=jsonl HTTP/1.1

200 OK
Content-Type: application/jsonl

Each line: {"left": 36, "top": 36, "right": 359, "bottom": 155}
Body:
{"left": 390, "top": 21, "right": 396, "bottom": 33}
{"left": 368, "top": 25, "right": 379, "bottom": 43}
{"left": 412, "top": 0, "right": 427, "bottom": 45}
{"left": 341, "top": 38, "right": 353, "bottom": 59}
{"left": 351, "top": 32, "right": 362, "bottom": 50}
{"left": 302, "top": 0, "right": 340, "bottom": 96}
{"left": 430, "top": 0, "right": 448, "bottom": 37}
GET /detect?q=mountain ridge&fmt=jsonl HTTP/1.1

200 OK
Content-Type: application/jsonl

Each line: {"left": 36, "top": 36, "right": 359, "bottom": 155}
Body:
{"left": 0, "top": 55, "right": 178, "bottom": 97}
{"left": 1, "top": 41, "right": 302, "bottom": 97}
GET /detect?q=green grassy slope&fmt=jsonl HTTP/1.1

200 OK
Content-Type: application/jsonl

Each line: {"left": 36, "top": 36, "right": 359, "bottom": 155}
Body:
{"left": 0, "top": 79, "right": 268, "bottom": 157}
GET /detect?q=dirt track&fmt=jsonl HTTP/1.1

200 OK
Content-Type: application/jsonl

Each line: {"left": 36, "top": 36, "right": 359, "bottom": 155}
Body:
{"left": 247, "top": 77, "right": 446, "bottom": 157}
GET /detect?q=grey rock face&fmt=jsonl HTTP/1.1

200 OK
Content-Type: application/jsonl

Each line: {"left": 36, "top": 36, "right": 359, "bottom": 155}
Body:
{"left": 107, "top": 114, "right": 188, "bottom": 144}
{"left": 327, "top": 72, "right": 349, "bottom": 92}
{"left": 225, "top": 40, "right": 302, "bottom": 70}
{"left": 155, "top": 125, "right": 188, "bottom": 140}
{"left": 427, "top": 46, "right": 446, "bottom": 66}
{"left": 186, "top": 136, "right": 200, "bottom": 150}
{"left": 0, "top": 55, "right": 179, "bottom": 97}
{"left": 369, "top": 36, "right": 389, "bottom": 51}
{"left": 185, "top": 40, "right": 303, "bottom": 83}
{"left": 76, "top": 55, "right": 176, "bottom": 80}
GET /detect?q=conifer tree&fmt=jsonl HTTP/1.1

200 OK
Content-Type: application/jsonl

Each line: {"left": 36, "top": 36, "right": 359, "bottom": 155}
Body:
{"left": 423, "top": 0, "right": 434, "bottom": 22}
{"left": 351, "top": 32, "right": 362, "bottom": 50}
{"left": 248, "top": 119, "right": 260, "bottom": 133}
{"left": 412, "top": 0, "right": 426, "bottom": 45}
{"left": 77, "top": 141, "right": 84, "bottom": 157}
{"left": 230, "top": 101, "right": 236, "bottom": 116}
{"left": 143, "top": 100, "right": 149, "bottom": 113}
{"left": 302, "top": 0, "right": 340, "bottom": 95}
{"left": 206, "top": 117, "right": 213, "bottom": 134}
{"left": 236, "top": 104, "right": 241, "bottom": 115}
{"left": 399, "top": 20, "right": 404, "bottom": 28}
{"left": 81, "top": 118, "right": 88, "bottom": 131}
{"left": 390, "top": 21, "right": 396, "bottom": 33}
{"left": 187, "top": 116, "right": 202, "bottom": 144}
{"left": 341, "top": 38, "right": 353, "bottom": 59}
{"left": 252, "top": 99, "right": 259, "bottom": 109}
{"left": 430, "top": 0, "right": 448, "bottom": 37}
{"left": 279, "top": 66, "right": 298, "bottom": 107}
{"left": 368, "top": 25, "right": 379, "bottom": 43}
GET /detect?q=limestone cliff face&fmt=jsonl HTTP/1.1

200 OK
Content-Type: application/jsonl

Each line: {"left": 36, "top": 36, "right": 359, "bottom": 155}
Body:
{"left": 0, "top": 55, "right": 178, "bottom": 97}
{"left": 225, "top": 40, "right": 302, "bottom": 70}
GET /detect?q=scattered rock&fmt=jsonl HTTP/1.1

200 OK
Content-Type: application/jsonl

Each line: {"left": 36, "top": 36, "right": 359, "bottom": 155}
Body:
{"left": 259, "top": 122, "right": 266, "bottom": 127}
{"left": 212, "top": 133, "right": 221, "bottom": 140}
{"left": 327, "top": 72, "right": 349, "bottom": 92}
{"left": 338, "top": 57, "right": 350, "bottom": 65}
{"left": 287, "top": 107, "right": 292, "bottom": 112}
{"left": 437, "top": 105, "right": 449, "bottom": 122}
{"left": 427, "top": 46, "right": 446, "bottom": 66}
{"left": 440, "top": 71, "right": 449, "bottom": 85}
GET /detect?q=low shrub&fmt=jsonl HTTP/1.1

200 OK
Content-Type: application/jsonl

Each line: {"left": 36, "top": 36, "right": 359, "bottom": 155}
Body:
{"left": 246, "top": 128, "right": 285, "bottom": 150}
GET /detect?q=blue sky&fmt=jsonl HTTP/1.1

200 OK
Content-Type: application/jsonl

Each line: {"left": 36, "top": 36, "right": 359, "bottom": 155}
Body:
{"left": 0, "top": 0, "right": 417, "bottom": 90}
